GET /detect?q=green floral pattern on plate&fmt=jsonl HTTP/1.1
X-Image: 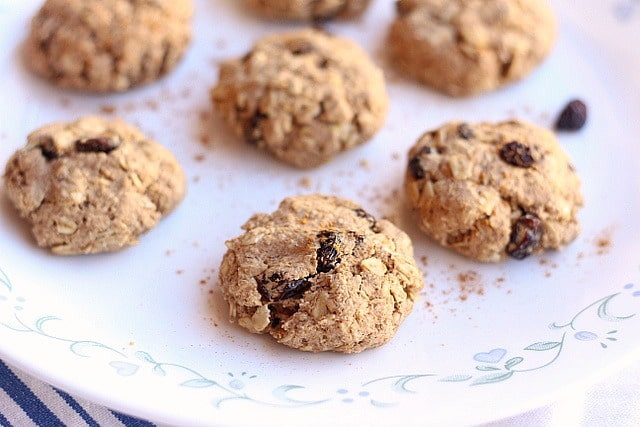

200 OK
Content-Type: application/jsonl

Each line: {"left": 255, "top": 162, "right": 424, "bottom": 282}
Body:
{"left": 1, "top": 268, "right": 638, "bottom": 408}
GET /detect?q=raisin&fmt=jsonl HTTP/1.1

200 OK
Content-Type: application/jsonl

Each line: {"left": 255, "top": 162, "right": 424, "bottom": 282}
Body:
{"left": 316, "top": 231, "right": 340, "bottom": 273}
{"left": 40, "top": 146, "right": 58, "bottom": 160}
{"left": 76, "top": 137, "right": 119, "bottom": 153}
{"left": 268, "top": 272, "right": 282, "bottom": 282}
{"left": 458, "top": 123, "right": 475, "bottom": 140}
{"left": 506, "top": 213, "right": 543, "bottom": 260}
{"left": 408, "top": 147, "right": 431, "bottom": 179}
{"left": 408, "top": 155, "right": 425, "bottom": 180}
{"left": 257, "top": 280, "right": 270, "bottom": 301}
{"left": 290, "top": 41, "right": 315, "bottom": 55}
{"left": 499, "top": 141, "right": 534, "bottom": 168}
{"left": 555, "top": 99, "right": 587, "bottom": 131}
{"left": 270, "top": 317, "right": 281, "bottom": 328}
{"left": 354, "top": 208, "right": 380, "bottom": 233}
{"left": 243, "top": 112, "right": 267, "bottom": 145}
{"left": 278, "top": 278, "right": 312, "bottom": 300}
{"left": 36, "top": 136, "right": 58, "bottom": 160}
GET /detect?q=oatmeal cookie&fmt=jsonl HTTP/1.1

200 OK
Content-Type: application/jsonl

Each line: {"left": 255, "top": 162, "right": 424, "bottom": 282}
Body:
{"left": 389, "top": 0, "right": 556, "bottom": 96}
{"left": 211, "top": 29, "right": 388, "bottom": 168}
{"left": 3, "top": 116, "right": 186, "bottom": 255}
{"left": 245, "top": 0, "right": 371, "bottom": 21}
{"left": 219, "top": 194, "right": 424, "bottom": 353}
{"left": 405, "top": 120, "right": 583, "bottom": 262}
{"left": 25, "top": 0, "right": 193, "bottom": 92}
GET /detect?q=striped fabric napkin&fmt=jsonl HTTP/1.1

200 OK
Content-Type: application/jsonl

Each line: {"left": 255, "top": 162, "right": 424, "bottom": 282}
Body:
{"left": 0, "top": 360, "right": 153, "bottom": 427}
{"left": 2, "top": 357, "right": 639, "bottom": 426}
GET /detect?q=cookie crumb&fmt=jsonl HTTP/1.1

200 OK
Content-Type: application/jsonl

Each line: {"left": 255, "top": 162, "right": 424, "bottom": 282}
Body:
{"left": 595, "top": 228, "right": 613, "bottom": 255}
{"left": 457, "top": 270, "right": 484, "bottom": 301}
{"left": 176, "top": 269, "right": 184, "bottom": 275}
{"left": 298, "top": 177, "right": 312, "bottom": 188}
{"left": 100, "top": 105, "right": 116, "bottom": 114}
{"left": 194, "top": 153, "right": 206, "bottom": 162}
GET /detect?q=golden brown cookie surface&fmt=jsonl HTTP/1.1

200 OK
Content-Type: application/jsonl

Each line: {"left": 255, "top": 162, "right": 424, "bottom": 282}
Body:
{"left": 26, "top": 0, "right": 193, "bottom": 92}
{"left": 245, "top": 0, "right": 371, "bottom": 21}
{"left": 389, "top": 0, "right": 556, "bottom": 96}
{"left": 219, "top": 194, "right": 424, "bottom": 353}
{"left": 4, "top": 116, "right": 186, "bottom": 255}
{"left": 211, "top": 29, "right": 388, "bottom": 168}
{"left": 405, "top": 121, "right": 583, "bottom": 262}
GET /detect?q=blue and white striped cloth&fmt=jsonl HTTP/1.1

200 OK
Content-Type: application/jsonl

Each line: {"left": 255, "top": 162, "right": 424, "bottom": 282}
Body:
{"left": 0, "top": 360, "right": 153, "bottom": 427}
{"left": 2, "top": 357, "right": 640, "bottom": 426}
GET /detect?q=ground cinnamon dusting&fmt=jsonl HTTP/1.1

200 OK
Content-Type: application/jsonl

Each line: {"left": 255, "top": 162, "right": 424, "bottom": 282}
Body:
{"left": 100, "top": 105, "right": 116, "bottom": 114}
{"left": 457, "top": 270, "right": 484, "bottom": 301}
{"left": 595, "top": 228, "right": 613, "bottom": 255}
{"left": 298, "top": 177, "right": 312, "bottom": 188}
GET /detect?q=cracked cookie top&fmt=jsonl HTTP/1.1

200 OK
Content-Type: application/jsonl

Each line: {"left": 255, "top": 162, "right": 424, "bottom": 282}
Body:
{"left": 244, "top": 0, "right": 371, "bottom": 21}
{"left": 405, "top": 120, "right": 583, "bottom": 262}
{"left": 211, "top": 29, "right": 388, "bottom": 168}
{"left": 25, "top": 0, "right": 193, "bottom": 92}
{"left": 389, "top": 0, "right": 556, "bottom": 96}
{"left": 3, "top": 116, "right": 186, "bottom": 255}
{"left": 219, "top": 194, "right": 424, "bottom": 353}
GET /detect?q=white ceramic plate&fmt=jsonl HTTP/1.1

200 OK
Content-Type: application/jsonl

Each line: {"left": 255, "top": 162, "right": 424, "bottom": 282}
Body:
{"left": 1, "top": 0, "right": 640, "bottom": 425}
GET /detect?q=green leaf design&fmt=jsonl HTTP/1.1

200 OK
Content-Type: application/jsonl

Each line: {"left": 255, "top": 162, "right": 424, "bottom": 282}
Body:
{"left": 153, "top": 365, "right": 167, "bottom": 376}
{"left": 392, "top": 375, "right": 432, "bottom": 393}
{"left": 135, "top": 351, "right": 156, "bottom": 364}
{"left": 471, "top": 371, "right": 514, "bottom": 386}
{"left": 181, "top": 378, "right": 216, "bottom": 388}
{"left": 35, "top": 316, "right": 59, "bottom": 333}
{"left": 70, "top": 341, "right": 120, "bottom": 357}
{"left": 476, "top": 366, "right": 501, "bottom": 371}
{"left": 370, "top": 400, "right": 397, "bottom": 408}
{"left": 504, "top": 357, "right": 524, "bottom": 370}
{"left": 439, "top": 375, "right": 472, "bottom": 382}
{"left": 524, "top": 342, "right": 561, "bottom": 351}
{"left": 597, "top": 295, "right": 635, "bottom": 322}
{"left": 0, "top": 269, "right": 11, "bottom": 292}
{"left": 272, "top": 385, "right": 329, "bottom": 406}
